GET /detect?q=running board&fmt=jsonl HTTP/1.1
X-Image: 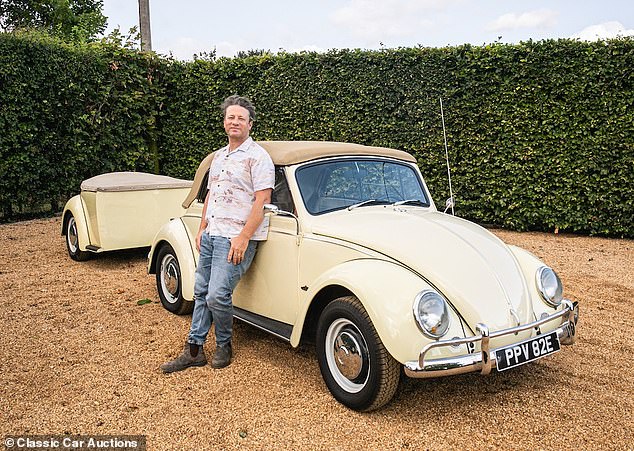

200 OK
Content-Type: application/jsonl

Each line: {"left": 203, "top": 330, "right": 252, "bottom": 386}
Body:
{"left": 234, "top": 307, "right": 292, "bottom": 342}
{"left": 86, "top": 245, "right": 100, "bottom": 251}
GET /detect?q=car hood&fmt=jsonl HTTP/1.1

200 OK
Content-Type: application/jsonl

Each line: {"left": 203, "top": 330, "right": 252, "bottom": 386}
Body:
{"left": 310, "top": 207, "right": 533, "bottom": 333}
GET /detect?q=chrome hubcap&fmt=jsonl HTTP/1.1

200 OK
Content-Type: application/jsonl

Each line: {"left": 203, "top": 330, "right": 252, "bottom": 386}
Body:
{"left": 160, "top": 254, "right": 179, "bottom": 304}
{"left": 334, "top": 331, "right": 363, "bottom": 380}
{"left": 325, "top": 318, "right": 369, "bottom": 393}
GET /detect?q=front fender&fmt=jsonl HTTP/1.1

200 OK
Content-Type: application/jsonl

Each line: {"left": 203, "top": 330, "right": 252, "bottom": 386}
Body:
{"left": 61, "top": 195, "right": 90, "bottom": 251}
{"left": 291, "top": 259, "right": 467, "bottom": 364}
{"left": 508, "top": 245, "right": 564, "bottom": 331}
{"left": 148, "top": 218, "right": 197, "bottom": 302}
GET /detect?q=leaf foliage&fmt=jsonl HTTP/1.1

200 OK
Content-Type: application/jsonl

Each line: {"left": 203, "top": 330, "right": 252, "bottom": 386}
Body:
{"left": 0, "top": 32, "right": 632, "bottom": 237}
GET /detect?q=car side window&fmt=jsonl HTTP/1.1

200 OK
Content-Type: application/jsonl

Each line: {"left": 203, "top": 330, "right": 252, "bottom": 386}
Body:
{"left": 196, "top": 171, "right": 209, "bottom": 203}
{"left": 271, "top": 166, "right": 294, "bottom": 213}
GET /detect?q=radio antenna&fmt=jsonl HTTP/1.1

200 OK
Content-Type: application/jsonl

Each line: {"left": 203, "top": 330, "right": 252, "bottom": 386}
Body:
{"left": 440, "top": 97, "right": 455, "bottom": 215}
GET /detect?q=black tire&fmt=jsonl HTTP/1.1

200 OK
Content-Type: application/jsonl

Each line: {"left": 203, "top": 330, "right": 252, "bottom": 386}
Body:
{"left": 65, "top": 213, "right": 91, "bottom": 262}
{"left": 156, "top": 244, "right": 193, "bottom": 315}
{"left": 316, "top": 295, "right": 400, "bottom": 411}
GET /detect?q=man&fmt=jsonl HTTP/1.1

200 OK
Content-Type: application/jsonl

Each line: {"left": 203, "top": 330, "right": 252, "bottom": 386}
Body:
{"left": 161, "top": 95, "right": 275, "bottom": 372}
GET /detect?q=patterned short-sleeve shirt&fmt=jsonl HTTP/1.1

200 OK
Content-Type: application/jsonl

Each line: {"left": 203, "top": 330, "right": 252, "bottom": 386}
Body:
{"left": 205, "top": 137, "right": 275, "bottom": 240}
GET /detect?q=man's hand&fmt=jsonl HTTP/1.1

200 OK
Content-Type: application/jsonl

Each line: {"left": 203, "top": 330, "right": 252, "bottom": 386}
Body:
{"left": 228, "top": 234, "right": 249, "bottom": 265}
{"left": 196, "top": 229, "right": 204, "bottom": 253}
{"left": 226, "top": 188, "right": 271, "bottom": 265}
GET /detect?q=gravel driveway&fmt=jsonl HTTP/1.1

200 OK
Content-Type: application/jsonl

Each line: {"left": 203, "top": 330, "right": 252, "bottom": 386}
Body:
{"left": 0, "top": 217, "right": 632, "bottom": 450}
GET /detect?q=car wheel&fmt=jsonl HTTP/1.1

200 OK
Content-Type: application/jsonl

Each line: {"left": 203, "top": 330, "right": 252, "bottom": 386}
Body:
{"left": 65, "top": 214, "right": 91, "bottom": 261}
{"left": 156, "top": 244, "right": 193, "bottom": 315}
{"left": 316, "top": 295, "right": 400, "bottom": 411}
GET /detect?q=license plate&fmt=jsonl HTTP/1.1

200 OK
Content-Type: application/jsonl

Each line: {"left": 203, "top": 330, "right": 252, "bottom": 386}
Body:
{"left": 495, "top": 331, "right": 561, "bottom": 372}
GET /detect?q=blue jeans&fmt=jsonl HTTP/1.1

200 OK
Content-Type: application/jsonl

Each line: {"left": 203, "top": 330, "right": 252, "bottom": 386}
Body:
{"left": 187, "top": 233, "right": 257, "bottom": 347}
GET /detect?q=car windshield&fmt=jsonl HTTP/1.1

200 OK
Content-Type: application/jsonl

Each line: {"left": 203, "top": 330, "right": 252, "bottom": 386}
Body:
{"left": 296, "top": 158, "right": 429, "bottom": 215}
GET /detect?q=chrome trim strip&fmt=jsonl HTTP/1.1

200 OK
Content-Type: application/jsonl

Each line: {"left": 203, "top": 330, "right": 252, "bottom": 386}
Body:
{"left": 404, "top": 300, "right": 578, "bottom": 378}
{"left": 270, "top": 230, "right": 297, "bottom": 237}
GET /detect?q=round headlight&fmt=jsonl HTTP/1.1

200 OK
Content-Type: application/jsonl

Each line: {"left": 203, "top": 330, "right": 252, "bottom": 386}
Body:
{"left": 413, "top": 290, "right": 450, "bottom": 338}
{"left": 536, "top": 266, "right": 563, "bottom": 307}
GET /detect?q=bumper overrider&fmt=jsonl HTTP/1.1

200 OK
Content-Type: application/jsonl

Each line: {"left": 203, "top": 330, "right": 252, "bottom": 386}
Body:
{"left": 404, "top": 299, "right": 579, "bottom": 378}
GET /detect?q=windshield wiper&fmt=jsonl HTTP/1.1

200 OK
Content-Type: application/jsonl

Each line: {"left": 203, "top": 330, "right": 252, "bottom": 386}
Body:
{"left": 347, "top": 199, "right": 389, "bottom": 210}
{"left": 392, "top": 199, "right": 426, "bottom": 207}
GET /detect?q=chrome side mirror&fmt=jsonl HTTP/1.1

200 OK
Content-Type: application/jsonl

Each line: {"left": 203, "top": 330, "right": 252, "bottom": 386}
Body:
{"left": 263, "top": 204, "right": 301, "bottom": 240}
{"left": 264, "top": 203, "right": 296, "bottom": 218}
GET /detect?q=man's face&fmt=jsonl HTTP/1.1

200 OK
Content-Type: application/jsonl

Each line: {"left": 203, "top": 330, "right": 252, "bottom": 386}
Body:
{"left": 224, "top": 105, "right": 252, "bottom": 142}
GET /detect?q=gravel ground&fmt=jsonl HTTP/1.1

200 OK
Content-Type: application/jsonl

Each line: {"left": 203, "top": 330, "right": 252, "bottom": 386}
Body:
{"left": 0, "top": 217, "right": 633, "bottom": 450}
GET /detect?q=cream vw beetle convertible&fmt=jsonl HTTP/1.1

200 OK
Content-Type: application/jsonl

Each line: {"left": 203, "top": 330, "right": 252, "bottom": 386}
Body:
{"left": 146, "top": 141, "right": 579, "bottom": 411}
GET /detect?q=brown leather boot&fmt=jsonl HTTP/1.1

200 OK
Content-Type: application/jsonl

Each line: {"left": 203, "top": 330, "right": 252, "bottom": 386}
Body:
{"left": 160, "top": 342, "right": 207, "bottom": 373}
{"left": 211, "top": 343, "right": 232, "bottom": 369}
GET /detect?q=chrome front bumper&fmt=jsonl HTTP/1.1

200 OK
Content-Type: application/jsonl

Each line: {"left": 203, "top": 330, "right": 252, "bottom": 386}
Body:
{"left": 404, "top": 299, "right": 579, "bottom": 378}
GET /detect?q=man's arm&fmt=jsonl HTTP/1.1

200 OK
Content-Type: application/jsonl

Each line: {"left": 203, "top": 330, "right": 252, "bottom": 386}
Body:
{"left": 228, "top": 188, "right": 272, "bottom": 265}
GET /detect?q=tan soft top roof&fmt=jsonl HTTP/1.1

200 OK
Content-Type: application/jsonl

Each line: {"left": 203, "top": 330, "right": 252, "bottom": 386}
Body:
{"left": 182, "top": 140, "right": 417, "bottom": 208}
{"left": 259, "top": 141, "right": 416, "bottom": 165}
{"left": 81, "top": 172, "right": 192, "bottom": 192}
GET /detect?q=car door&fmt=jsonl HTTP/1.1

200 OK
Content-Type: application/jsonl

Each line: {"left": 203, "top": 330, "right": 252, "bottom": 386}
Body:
{"left": 233, "top": 167, "right": 300, "bottom": 332}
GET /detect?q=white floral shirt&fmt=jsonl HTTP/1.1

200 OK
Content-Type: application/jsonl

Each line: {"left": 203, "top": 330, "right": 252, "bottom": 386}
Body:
{"left": 205, "top": 137, "right": 275, "bottom": 240}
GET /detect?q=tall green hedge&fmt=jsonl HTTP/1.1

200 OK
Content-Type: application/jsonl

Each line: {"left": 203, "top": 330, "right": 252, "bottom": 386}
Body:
{"left": 160, "top": 42, "right": 633, "bottom": 236}
{"left": 449, "top": 40, "right": 633, "bottom": 235}
{"left": 1, "top": 32, "right": 632, "bottom": 237}
{"left": 0, "top": 31, "right": 167, "bottom": 216}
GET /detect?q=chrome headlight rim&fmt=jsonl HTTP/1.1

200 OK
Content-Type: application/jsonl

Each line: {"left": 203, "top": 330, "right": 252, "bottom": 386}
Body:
{"left": 536, "top": 266, "right": 563, "bottom": 307}
{"left": 413, "top": 289, "right": 451, "bottom": 339}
